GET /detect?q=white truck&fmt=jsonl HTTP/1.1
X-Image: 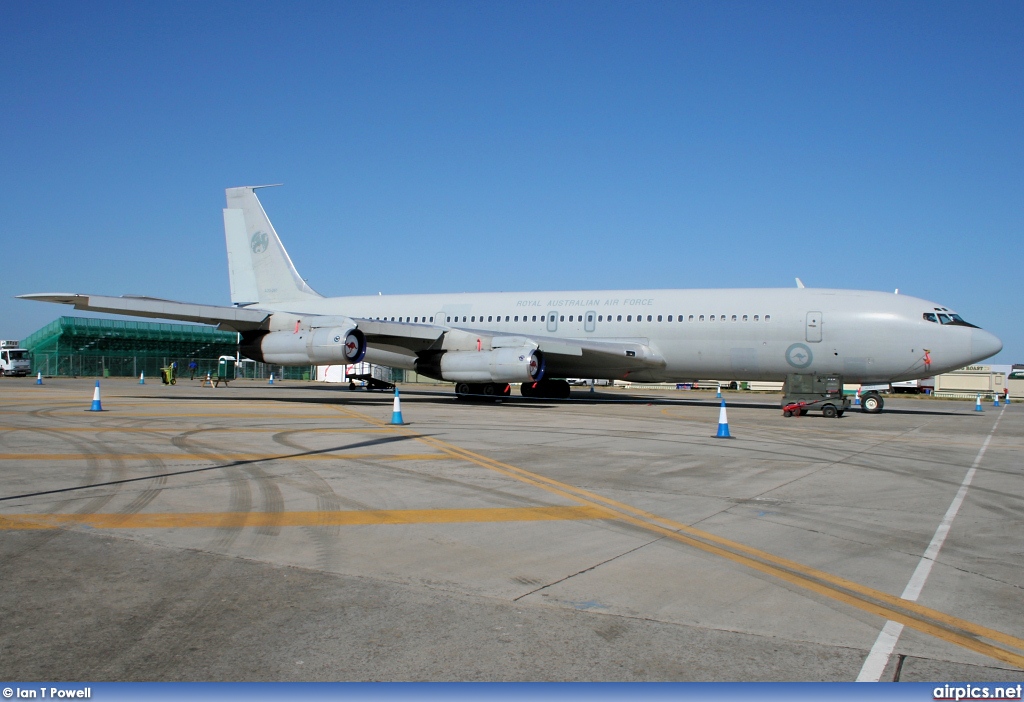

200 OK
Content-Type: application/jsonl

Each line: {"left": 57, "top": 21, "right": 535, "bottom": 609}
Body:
{"left": 0, "top": 340, "right": 32, "bottom": 377}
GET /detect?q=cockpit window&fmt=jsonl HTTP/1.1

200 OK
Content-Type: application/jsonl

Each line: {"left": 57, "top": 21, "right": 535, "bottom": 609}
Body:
{"left": 927, "top": 311, "right": 980, "bottom": 328}
{"left": 947, "top": 313, "right": 979, "bottom": 328}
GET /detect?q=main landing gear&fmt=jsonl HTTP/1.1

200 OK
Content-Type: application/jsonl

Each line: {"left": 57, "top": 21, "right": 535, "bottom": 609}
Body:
{"left": 455, "top": 382, "right": 512, "bottom": 400}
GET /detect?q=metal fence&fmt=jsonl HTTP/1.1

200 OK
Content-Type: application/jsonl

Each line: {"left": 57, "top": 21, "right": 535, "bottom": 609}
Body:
{"left": 29, "top": 353, "right": 315, "bottom": 381}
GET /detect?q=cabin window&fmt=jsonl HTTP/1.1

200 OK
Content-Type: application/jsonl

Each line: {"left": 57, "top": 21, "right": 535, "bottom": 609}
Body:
{"left": 569, "top": 315, "right": 574, "bottom": 322}
{"left": 486, "top": 316, "right": 491, "bottom": 322}
{"left": 446, "top": 316, "right": 451, "bottom": 322}
{"left": 560, "top": 315, "right": 564, "bottom": 322}
{"left": 753, "top": 315, "right": 759, "bottom": 321}
{"left": 597, "top": 315, "right": 602, "bottom": 322}
{"left": 505, "top": 316, "right": 509, "bottom": 322}
{"left": 627, "top": 315, "right": 632, "bottom": 322}
{"left": 666, "top": 315, "right": 672, "bottom": 322}
{"left": 699, "top": 315, "right": 705, "bottom": 322}
{"left": 938, "top": 313, "right": 951, "bottom": 324}
{"left": 923, "top": 313, "right": 937, "bottom": 323}
{"left": 710, "top": 315, "right": 715, "bottom": 321}
{"left": 765, "top": 315, "right": 771, "bottom": 322}
{"left": 532, "top": 316, "right": 537, "bottom": 322}
{"left": 719, "top": 314, "right": 725, "bottom": 321}
{"left": 731, "top": 315, "right": 737, "bottom": 321}
{"left": 742, "top": 315, "right": 748, "bottom": 322}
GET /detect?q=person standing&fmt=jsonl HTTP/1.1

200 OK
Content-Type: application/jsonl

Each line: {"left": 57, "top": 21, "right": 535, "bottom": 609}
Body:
{"left": 189, "top": 360, "right": 198, "bottom": 380}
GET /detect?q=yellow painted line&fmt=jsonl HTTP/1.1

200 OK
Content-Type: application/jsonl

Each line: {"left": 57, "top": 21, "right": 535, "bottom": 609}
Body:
{"left": 335, "top": 404, "right": 1024, "bottom": 670}
{"left": 0, "top": 427, "right": 391, "bottom": 434}
{"left": 0, "top": 505, "right": 606, "bottom": 530}
{"left": 45, "top": 412, "right": 352, "bottom": 419}
{"left": 0, "top": 453, "right": 448, "bottom": 462}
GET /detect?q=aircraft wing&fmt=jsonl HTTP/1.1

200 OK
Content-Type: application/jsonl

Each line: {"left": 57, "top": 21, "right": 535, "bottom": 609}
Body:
{"left": 18, "top": 293, "right": 270, "bottom": 332}
{"left": 352, "top": 318, "right": 666, "bottom": 378}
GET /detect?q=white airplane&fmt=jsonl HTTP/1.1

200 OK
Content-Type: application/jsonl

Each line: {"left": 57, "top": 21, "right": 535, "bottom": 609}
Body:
{"left": 20, "top": 186, "right": 1002, "bottom": 412}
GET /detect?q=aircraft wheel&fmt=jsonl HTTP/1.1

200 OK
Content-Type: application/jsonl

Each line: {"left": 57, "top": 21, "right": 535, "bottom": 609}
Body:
{"left": 861, "top": 393, "right": 884, "bottom": 413}
{"left": 482, "top": 383, "right": 496, "bottom": 396}
{"left": 520, "top": 382, "right": 536, "bottom": 398}
{"left": 455, "top": 382, "right": 471, "bottom": 398}
{"left": 822, "top": 404, "right": 838, "bottom": 418}
{"left": 783, "top": 410, "right": 793, "bottom": 417}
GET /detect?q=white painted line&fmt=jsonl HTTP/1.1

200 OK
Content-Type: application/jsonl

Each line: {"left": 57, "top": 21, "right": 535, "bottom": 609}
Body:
{"left": 856, "top": 406, "right": 1005, "bottom": 682}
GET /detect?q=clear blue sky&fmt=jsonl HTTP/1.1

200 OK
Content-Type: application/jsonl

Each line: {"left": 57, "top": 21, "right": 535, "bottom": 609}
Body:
{"left": 2, "top": 1, "right": 1021, "bottom": 363}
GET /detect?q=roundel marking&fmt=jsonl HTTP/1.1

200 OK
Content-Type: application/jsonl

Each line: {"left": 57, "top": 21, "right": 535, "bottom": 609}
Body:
{"left": 250, "top": 231, "right": 269, "bottom": 254}
{"left": 785, "top": 343, "right": 813, "bottom": 369}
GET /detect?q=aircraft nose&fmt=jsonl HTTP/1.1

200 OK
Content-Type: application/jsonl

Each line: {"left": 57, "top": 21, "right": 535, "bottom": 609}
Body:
{"left": 971, "top": 329, "right": 1003, "bottom": 361}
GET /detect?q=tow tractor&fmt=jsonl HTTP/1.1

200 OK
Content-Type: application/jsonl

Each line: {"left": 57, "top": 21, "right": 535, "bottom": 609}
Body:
{"left": 781, "top": 373, "right": 851, "bottom": 418}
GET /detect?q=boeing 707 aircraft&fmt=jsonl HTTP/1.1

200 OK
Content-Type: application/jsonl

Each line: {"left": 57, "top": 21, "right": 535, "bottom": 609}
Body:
{"left": 20, "top": 186, "right": 1002, "bottom": 412}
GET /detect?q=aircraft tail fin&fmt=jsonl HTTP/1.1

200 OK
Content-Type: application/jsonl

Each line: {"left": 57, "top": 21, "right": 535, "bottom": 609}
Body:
{"left": 223, "top": 185, "right": 322, "bottom": 306}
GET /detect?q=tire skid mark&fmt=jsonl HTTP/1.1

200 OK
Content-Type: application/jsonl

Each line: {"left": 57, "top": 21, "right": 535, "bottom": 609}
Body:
{"left": 170, "top": 429, "right": 251, "bottom": 552}
{"left": 270, "top": 430, "right": 349, "bottom": 570}
{"left": 0, "top": 428, "right": 128, "bottom": 563}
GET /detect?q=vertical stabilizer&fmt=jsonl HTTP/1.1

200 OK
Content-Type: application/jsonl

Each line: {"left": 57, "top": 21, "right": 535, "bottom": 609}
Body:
{"left": 224, "top": 186, "right": 322, "bottom": 305}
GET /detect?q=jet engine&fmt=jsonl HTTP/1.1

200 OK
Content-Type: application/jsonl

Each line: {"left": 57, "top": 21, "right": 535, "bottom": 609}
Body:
{"left": 240, "top": 326, "right": 366, "bottom": 365}
{"left": 434, "top": 347, "right": 544, "bottom": 383}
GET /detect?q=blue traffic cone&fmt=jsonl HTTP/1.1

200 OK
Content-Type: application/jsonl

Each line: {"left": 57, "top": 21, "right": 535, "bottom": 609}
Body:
{"left": 715, "top": 400, "right": 732, "bottom": 438}
{"left": 1005, "top": 392, "right": 1011, "bottom": 405}
{"left": 139, "top": 371, "right": 145, "bottom": 384}
{"left": 975, "top": 394, "right": 983, "bottom": 412}
{"left": 269, "top": 373, "right": 274, "bottom": 385}
{"left": 89, "top": 381, "right": 103, "bottom": 411}
{"left": 994, "top": 393, "right": 1001, "bottom": 407}
{"left": 390, "top": 387, "right": 405, "bottom": 425}
{"left": 716, "top": 384, "right": 722, "bottom": 399}
{"left": 36, "top": 372, "right": 43, "bottom": 385}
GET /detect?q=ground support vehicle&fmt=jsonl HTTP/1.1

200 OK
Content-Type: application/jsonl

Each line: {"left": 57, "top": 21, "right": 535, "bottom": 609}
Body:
{"left": 348, "top": 373, "right": 395, "bottom": 392}
{"left": 0, "top": 341, "right": 31, "bottom": 377}
{"left": 782, "top": 373, "right": 851, "bottom": 418}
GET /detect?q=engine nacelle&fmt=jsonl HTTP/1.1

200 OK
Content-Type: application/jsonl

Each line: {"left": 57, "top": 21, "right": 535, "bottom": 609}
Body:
{"left": 438, "top": 348, "right": 544, "bottom": 383}
{"left": 242, "top": 326, "right": 366, "bottom": 365}
{"left": 307, "top": 327, "right": 367, "bottom": 365}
